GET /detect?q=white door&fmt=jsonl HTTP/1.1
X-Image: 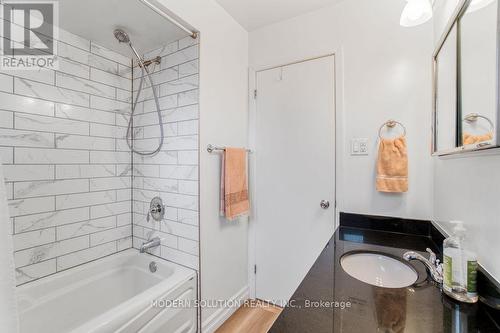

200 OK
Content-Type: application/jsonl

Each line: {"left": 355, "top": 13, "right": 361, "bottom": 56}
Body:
{"left": 254, "top": 56, "right": 335, "bottom": 305}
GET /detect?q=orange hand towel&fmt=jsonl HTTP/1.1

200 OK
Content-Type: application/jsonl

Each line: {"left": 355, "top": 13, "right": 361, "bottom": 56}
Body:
{"left": 220, "top": 148, "right": 250, "bottom": 220}
{"left": 462, "top": 132, "right": 493, "bottom": 145}
{"left": 376, "top": 136, "right": 408, "bottom": 193}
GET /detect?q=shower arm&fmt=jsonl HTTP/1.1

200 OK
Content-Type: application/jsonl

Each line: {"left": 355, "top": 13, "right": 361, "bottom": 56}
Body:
{"left": 138, "top": 56, "right": 161, "bottom": 68}
{"left": 129, "top": 44, "right": 150, "bottom": 74}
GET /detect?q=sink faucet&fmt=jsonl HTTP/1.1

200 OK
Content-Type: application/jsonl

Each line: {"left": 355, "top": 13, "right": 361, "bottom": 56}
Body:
{"left": 140, "top": 237, "right": 161, "bottom": 253}
{"left": 403, "top": 248, "right": 443, "bottom": 284}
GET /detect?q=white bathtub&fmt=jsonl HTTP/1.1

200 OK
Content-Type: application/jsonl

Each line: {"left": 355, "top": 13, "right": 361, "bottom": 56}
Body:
{"left": 16, "top": 249, "right": 197, "bottom": 333}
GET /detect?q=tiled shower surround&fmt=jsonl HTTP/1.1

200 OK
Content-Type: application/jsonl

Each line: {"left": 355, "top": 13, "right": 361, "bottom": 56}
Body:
{"left": 131, "top": 39, "right": 199, "bottom": 270}
{"left": 0, "top": 26, "right": 199, "bottom": 284}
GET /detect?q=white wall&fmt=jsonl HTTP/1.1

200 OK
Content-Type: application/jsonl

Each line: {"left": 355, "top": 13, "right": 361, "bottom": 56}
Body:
{"left": 434, "top": 153, "right": 500, "bottom": 283}
{"left": 250, "top": 0, "right": 434, "bottom": 220}
{"left": 154, "top": 0, "right": 250, "bottom": 330}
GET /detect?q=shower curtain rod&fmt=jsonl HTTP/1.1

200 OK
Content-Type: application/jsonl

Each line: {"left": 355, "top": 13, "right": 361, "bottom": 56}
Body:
{"left": 139, "top": 0, "right": 198, "bottom": 39}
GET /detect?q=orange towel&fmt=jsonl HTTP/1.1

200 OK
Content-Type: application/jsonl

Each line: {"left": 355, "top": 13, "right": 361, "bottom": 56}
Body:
{"left": 220, "top": 148, "right": 250, "bottom": 220}
{"left": 376, "top": 136, "right": 408, "bottom": 193}
{"left": 462, "top": 132, "right": 493, "bottom": 145}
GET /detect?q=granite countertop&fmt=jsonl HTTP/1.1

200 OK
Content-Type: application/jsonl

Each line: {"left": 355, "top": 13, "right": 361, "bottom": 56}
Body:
{"left": 270, "top": 213, "right": 500, "bottom": 333}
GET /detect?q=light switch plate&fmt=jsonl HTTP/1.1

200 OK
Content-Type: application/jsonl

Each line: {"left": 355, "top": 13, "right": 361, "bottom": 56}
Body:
{"left": 351, "top": 138, "right": 369, "bottom": 155}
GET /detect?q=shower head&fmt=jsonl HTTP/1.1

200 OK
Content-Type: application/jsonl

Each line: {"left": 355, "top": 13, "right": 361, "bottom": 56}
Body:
{"left": 113, "top": 28, "right": 159, "bottom": 72}
{"left": 113, "top": 29, "right": 130, "bottom": 44}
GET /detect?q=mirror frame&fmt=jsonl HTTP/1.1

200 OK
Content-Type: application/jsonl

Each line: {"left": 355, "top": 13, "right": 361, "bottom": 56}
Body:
{"left": 432, "top": 22, "right": 459, "bottom": 155}
{"left": 432, "top": 0, "right": 500, "bottom": 156}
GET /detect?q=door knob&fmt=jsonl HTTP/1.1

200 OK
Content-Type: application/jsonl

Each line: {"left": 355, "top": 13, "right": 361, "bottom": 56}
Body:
{"left": 320, "top": 200, "right": 330, "bottom": 209}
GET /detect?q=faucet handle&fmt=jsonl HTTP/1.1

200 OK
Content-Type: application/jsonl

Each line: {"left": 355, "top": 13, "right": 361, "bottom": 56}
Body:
{"left": 435, "top": 260, "right": 443, "bottom": 276}
{"left": 426, "top": 248, "right": 437, "bottom": 265}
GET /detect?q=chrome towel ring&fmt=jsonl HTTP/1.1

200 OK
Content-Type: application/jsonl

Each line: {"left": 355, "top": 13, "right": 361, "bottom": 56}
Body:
{"left": 463, "top": 113, "right": 494, "bottom": 133}
{"left": 378, "top": 120, "right": 407, "bottom": 139}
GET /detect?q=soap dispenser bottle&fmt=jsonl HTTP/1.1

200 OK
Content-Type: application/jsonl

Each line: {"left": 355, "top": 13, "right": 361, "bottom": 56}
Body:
{"left": 443, "top": 221, "right": 478, "bottom": 303}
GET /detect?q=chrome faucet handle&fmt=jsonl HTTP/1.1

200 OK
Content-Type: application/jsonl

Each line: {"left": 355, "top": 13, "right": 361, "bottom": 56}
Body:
{"left": 150, "top": 204, "right": 162, "bottom": 214}
{"left": 426, "top": 248, "right": 437, "bottom": 265}
{"left": 435, "top": 260, "right": 443, "bottom": 276}
{"left": 149, "top": 197, "right": 165, "bottom": 222}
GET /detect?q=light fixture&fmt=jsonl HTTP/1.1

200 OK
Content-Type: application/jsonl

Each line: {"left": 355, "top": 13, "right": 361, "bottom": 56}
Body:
{"left": 468, "top": 0, "right": 495, "bottom": 12}
{"left": 400, "top": 0, "right": 433, "bottom": 27}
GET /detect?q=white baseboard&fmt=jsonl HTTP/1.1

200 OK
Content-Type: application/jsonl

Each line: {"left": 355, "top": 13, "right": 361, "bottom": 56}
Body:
{"left": 201, "top": 285, "right": 249, "bottom": 333}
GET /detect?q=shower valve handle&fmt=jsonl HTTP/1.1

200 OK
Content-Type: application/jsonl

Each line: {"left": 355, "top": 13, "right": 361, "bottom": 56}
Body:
{"left": 149, "top": 197, "right": 165, "bottom": 222}
{"left": 150, "top": 204, "right": 162, "bottom": 214}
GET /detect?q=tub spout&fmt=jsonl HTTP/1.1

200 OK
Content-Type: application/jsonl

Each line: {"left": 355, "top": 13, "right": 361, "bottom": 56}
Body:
{"left": 140, "top": 237, "right": 161, "bottom": 253}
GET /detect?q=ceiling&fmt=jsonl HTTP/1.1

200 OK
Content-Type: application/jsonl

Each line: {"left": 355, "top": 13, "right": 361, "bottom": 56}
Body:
{"left": 215, "top": 0, "right": 343, "bottom": 31}
{"left": 58, "top": 0, "right": 188, "bottom": 57}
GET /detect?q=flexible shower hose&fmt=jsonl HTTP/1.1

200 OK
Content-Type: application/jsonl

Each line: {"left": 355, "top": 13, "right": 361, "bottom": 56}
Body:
{"left": 126, "top": 58, "right": 164, "bottom": 156}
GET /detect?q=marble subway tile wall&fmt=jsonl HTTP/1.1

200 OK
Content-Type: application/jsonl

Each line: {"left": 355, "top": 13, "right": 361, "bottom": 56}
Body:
{"left": 0, "top": 26, "right": 133, "bottom": 285}
{"left": 131, "top": 37, "right": 200, "bottom": 270}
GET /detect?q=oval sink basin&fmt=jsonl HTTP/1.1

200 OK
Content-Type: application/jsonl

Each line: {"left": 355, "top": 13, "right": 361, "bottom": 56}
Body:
{"left": 341, "top": 252, "right": 418, "bottom": 288}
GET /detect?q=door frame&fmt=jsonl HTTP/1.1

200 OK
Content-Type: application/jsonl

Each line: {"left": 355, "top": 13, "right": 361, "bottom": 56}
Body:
{"left": 248, "top": 54, "right": 340, "bottom": 299}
